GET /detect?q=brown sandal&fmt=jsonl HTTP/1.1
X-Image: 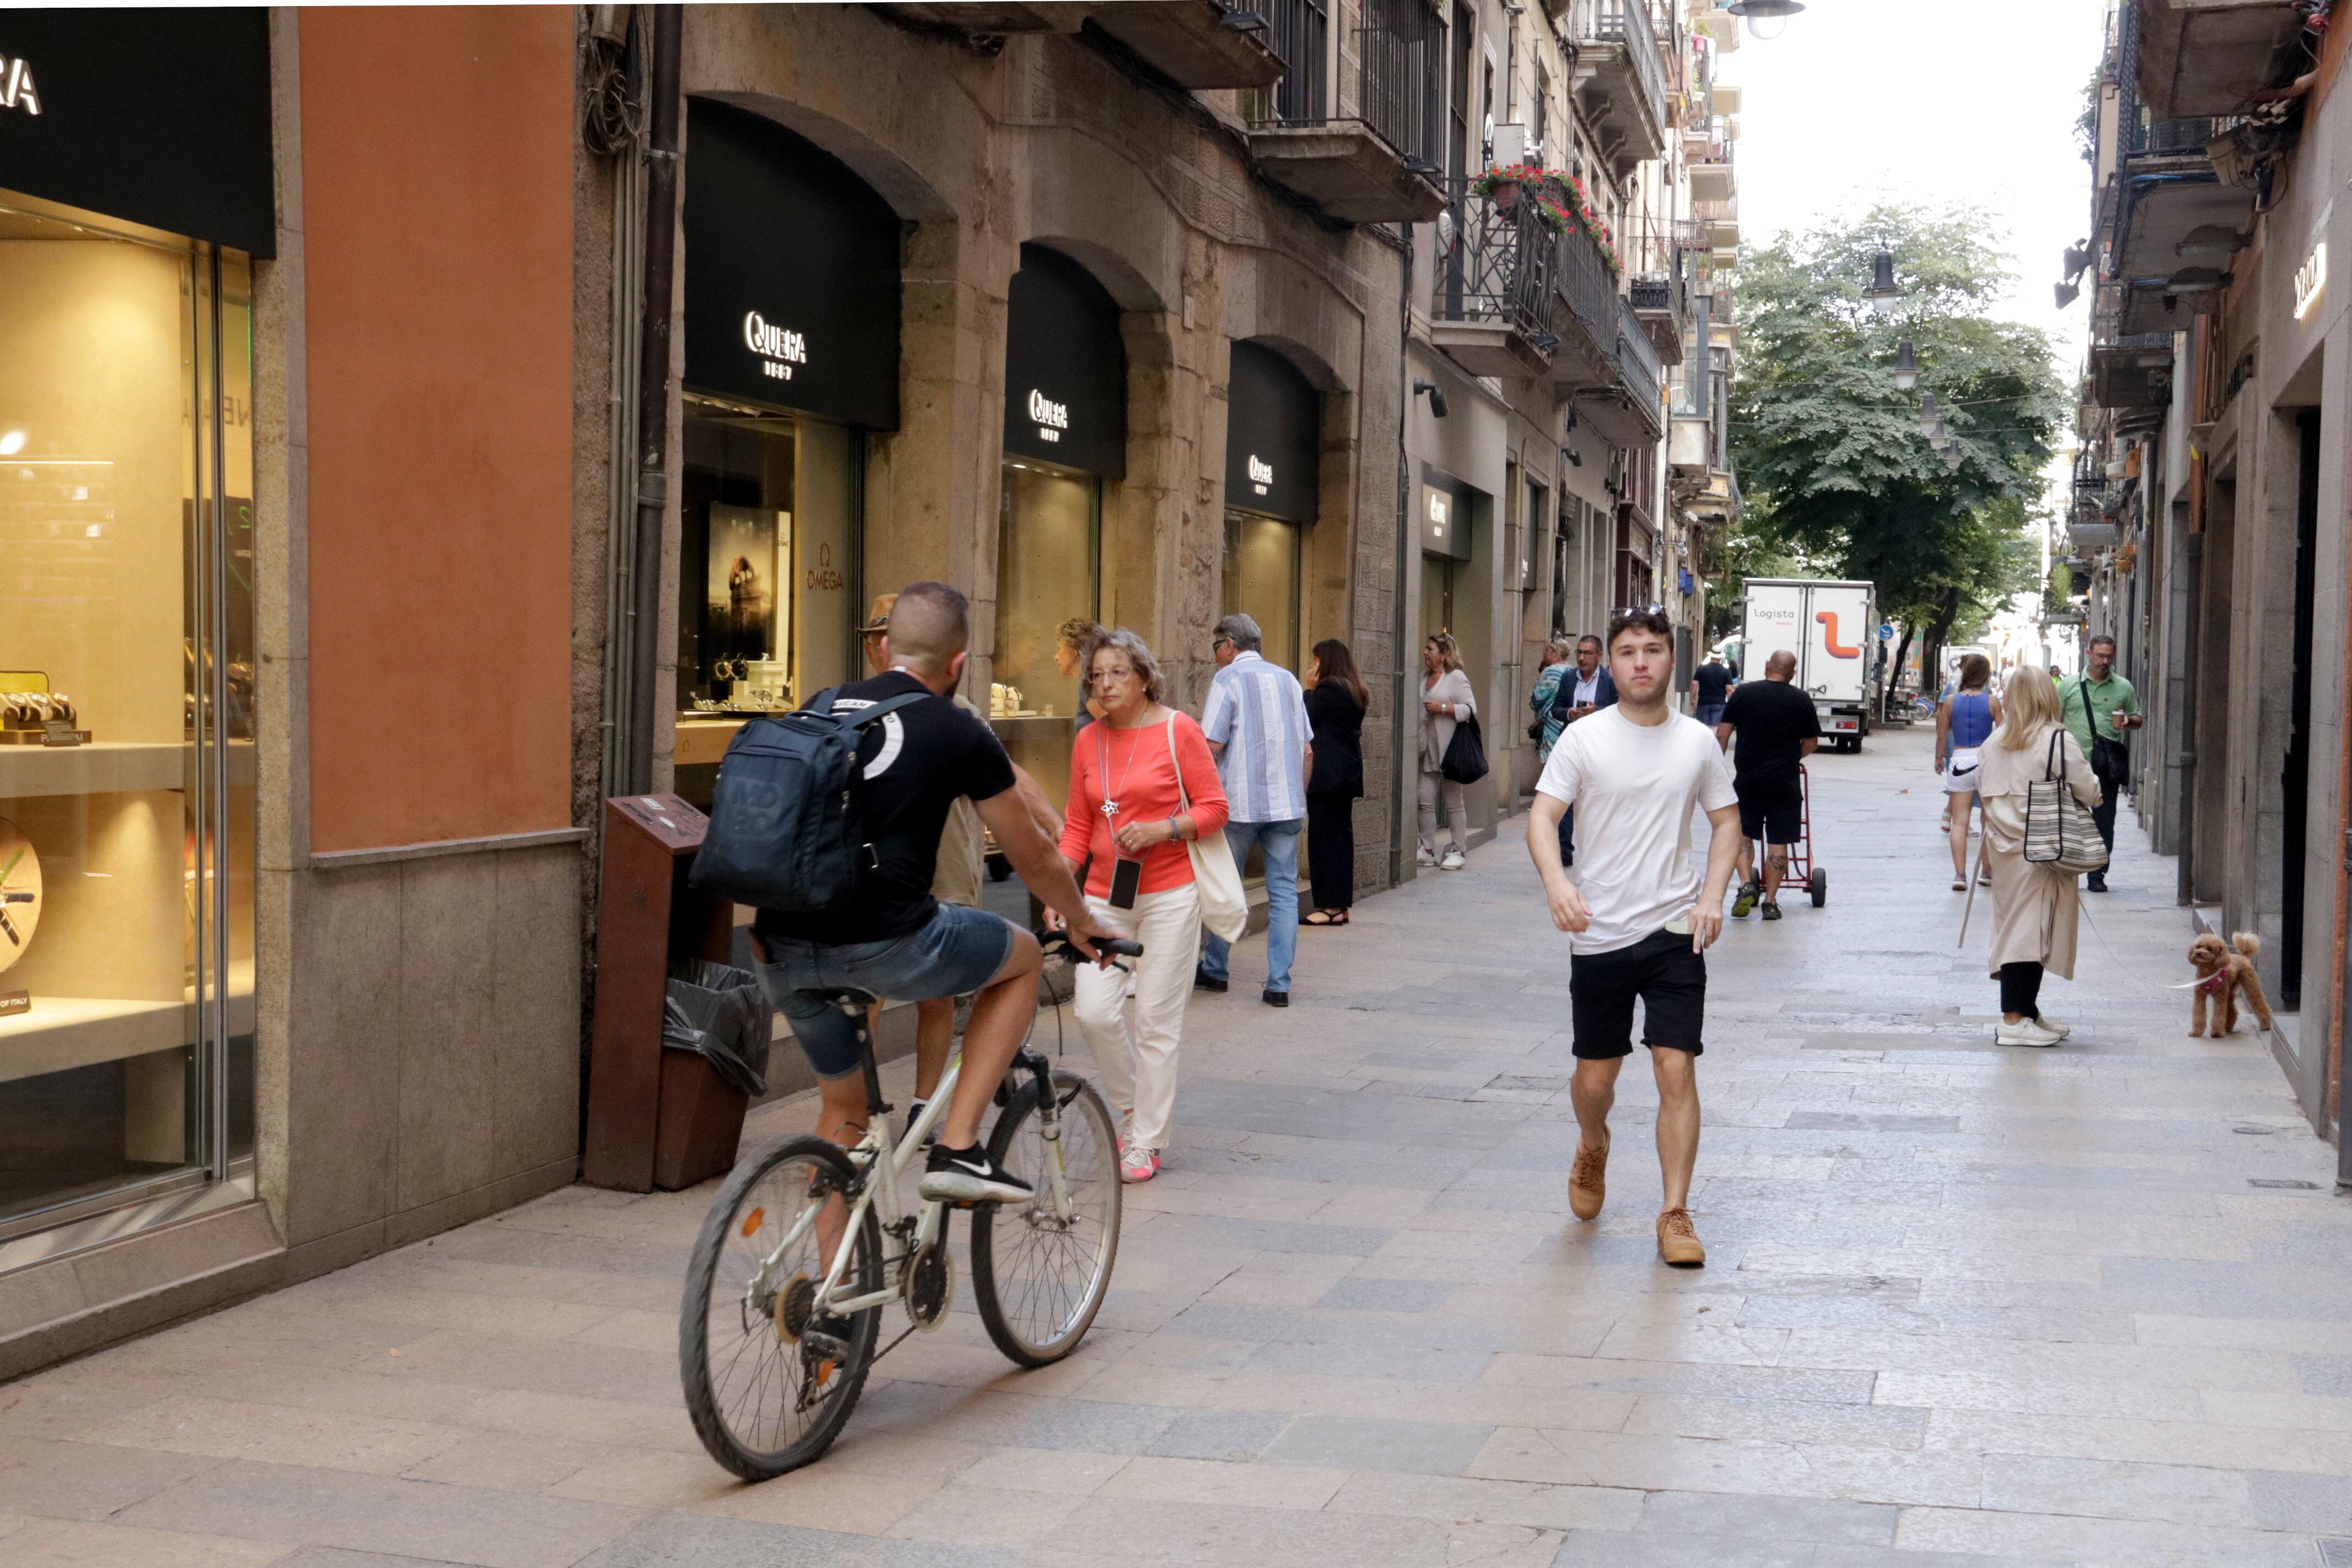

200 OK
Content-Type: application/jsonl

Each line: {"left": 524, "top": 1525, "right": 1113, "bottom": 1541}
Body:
{"left": 1302, "top": 910, "right": 1350, "bottom": 927}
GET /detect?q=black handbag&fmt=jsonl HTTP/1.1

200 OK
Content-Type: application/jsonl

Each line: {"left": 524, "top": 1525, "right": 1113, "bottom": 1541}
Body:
{"left": 1440, "top": 712, "right": 1489, "bottom": 785}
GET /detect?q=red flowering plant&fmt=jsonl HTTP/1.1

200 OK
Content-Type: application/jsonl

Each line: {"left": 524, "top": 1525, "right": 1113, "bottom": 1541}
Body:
{"left": 1467, "top": 164, "right": 1623, "bottom": 278}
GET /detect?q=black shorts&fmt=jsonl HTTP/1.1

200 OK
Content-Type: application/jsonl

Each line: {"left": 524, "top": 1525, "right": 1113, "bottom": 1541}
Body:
{"left": 1735, "top": 779, "right": 1802, "bottom": 845}
{"left": 1569, "top": 928, "right": 1707, "bottom": 1059}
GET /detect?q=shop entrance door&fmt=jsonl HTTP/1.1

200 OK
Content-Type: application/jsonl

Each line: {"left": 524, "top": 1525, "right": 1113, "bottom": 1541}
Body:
{"left": 2281, "top": 411, "right": 2321, "bottom": 1010}
{"left": 1223, "top": 511, "right": 1302, "bottom": 672}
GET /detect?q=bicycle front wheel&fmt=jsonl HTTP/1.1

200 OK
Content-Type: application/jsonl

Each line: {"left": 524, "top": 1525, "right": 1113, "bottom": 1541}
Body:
{"left": 679, "top": 1135, "right": 881, "bottom": 1480}
{"left": 971, "top": 1071, "right": 1122, "bottom": 1366}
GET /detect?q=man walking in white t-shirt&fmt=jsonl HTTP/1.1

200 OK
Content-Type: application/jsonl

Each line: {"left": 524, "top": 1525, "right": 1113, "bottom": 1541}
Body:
{"left": 1524, "top": 609, "right": 1741, "bottom": 1265}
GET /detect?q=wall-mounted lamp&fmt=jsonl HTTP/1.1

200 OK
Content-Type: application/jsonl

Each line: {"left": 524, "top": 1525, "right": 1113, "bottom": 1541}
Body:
{"left": 1414, "top": 378, "right": 1450, "bottom": 418}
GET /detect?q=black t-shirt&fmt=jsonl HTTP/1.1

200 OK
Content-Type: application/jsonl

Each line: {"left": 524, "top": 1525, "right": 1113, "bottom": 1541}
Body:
{"left": 1720, "top": 678, "right": 1820, "bottom": 793}
{"left": 753, "top": 671, "right": 1017, "bottom": 946}
{"left": 1692, "top": 663, "right": 1736, "bottom": 704}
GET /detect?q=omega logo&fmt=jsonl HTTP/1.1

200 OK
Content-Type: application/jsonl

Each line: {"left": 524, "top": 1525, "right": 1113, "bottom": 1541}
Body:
{"left": 1246, "top": 454, "right": 1273, "bottom": 496}
{"left": 803, "top": 541, "right": 844, "bottom": 592}
{"left": 2295, "top": 242, "right": 2327, "bottom": 322}
{"left": 0, "top": 54, "right": 41, "bottom": 116}
{"left": 743, "top": 312, "right": 808, "bottom": 381}
{"left": 1027, "top": 389, "right": 1068, "bottom": 442}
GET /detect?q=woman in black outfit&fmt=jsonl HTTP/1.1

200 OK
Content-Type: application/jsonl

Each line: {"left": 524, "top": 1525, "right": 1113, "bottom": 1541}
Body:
{"left": 1302, "top": 638, "right": 1368, "bottom": 926}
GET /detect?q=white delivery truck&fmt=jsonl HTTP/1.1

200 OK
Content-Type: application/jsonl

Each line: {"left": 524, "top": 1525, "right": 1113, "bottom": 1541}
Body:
{"left": 1740, "top": 578, "right": 1880, "bottom": 752}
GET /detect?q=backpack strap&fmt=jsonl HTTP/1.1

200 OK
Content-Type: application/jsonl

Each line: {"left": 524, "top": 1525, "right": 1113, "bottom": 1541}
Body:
{"left": 840, "top": 690, "right": 930, "bottom": 729}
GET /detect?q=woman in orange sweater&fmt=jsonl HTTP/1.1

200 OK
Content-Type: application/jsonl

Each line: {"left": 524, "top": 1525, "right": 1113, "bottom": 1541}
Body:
{"left": 1054, "top": 628, "right": 1229, "bottom": 1182}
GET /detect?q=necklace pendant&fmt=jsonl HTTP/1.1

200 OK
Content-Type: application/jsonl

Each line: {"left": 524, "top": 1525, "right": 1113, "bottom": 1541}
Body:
{"left": 1102, "top": 800, "right": 1119, "bottom": 819}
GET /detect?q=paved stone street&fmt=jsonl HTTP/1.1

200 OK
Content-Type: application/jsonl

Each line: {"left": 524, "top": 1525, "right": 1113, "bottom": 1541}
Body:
{"left": 3, "top": 724, "right": 2348, "bottom": 1567}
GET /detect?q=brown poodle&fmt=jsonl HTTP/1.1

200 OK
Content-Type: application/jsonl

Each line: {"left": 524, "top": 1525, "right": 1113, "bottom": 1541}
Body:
{"left": 2188, "top": 932, "right": 2274, "bottom": 1038}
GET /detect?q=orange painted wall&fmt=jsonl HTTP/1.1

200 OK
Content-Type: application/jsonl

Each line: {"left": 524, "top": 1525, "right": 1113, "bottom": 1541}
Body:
{"left": 301, "top": 7, "right": 576, "bottom": 852}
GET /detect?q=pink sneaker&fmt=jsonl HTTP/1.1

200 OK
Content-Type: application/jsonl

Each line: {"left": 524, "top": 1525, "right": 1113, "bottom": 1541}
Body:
{"left": 1120, "top": 1145, "right": 1159, "bottom": 1183}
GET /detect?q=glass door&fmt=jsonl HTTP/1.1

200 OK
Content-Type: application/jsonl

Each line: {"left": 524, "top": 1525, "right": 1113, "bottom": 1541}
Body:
{"left": 1222, "top": 510, "right": 1303, "bottom": 672}
{"left": 993, "top": 456, "right": 1101, "bottom": 810}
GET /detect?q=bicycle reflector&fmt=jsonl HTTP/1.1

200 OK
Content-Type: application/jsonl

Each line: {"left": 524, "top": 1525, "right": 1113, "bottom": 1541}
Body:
{"left": 741, "top": 1207, "right": 765, "bottom": 1238}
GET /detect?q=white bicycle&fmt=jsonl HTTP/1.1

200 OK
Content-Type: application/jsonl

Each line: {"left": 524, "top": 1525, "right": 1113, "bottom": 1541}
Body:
{"left": 678, "top": 931, "right": 1134, "bottom": 1480}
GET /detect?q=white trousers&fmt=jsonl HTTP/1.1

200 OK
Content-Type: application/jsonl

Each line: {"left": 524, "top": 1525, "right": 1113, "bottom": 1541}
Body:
{"left": 1418, "top": 769, "right": 1468, "bottom": 854}
{"left": 1071, "top": 883, "right": 1201, "bottom": 1152}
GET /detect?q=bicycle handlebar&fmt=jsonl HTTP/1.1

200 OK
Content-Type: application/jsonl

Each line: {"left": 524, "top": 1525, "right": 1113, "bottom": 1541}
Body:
{"left": 1042, "top": 930, "right": 1144, "bottom": 961}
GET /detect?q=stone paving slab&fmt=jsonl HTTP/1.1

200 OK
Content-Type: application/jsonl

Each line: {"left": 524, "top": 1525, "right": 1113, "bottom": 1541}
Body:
{"left": 4, "top": 726, "right": 2350, "bottom": 1565}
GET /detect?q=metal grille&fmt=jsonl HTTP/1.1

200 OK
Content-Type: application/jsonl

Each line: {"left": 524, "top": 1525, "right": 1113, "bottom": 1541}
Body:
{"left": 1553, "top": 218, "right": 1619, "bottom": 347}
{"left": 1574, "top": 0, "right": 1666, "bottom": 132}
{"left": 1265, "top": 0, "right": 1328, "bottom": 122}
{"left": 1437, "top": 180, "right": 1558, "bottom": 336}
{"left": 1357, "top": 0, "right": 1442, "bottom": 168}
{"left": 1615, "top": 295, "right": 1663, "bottom": 413}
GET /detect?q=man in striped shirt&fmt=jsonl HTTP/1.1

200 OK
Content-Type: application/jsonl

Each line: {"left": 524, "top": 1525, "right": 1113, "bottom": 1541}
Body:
{"left": 1196, "top": 613, "right": 1313, "bottom": 1006}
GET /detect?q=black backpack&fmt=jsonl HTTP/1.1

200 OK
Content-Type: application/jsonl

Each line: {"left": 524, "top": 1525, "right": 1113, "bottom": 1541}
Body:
{"left": 687, "top": 687, "right": 930, "bottom": 915}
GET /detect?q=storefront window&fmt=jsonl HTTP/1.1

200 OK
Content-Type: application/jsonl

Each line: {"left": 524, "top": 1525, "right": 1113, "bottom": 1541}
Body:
{"left": 673, "top": 396, "right": 859, "bottom": 805}
{"left": 0, "top": 193, "right": 254, "bottom": 1232}
{"left": 993, "top": 458, "right": 1099, "bottom": 805}
{"left": 1222, "top": 511, "right": 1300, "bottom": 671}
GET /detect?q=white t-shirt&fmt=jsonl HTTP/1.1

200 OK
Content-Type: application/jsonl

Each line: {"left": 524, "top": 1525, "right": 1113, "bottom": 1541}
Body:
{"left": 1534, "top": 705, "right": 1739, "bottom": 955}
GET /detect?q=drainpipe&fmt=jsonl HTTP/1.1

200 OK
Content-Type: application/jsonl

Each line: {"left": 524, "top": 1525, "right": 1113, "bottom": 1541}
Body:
{"left": 624, "top": 4, "right": 682, "bottom": 796}
{"left": 1390, "top": 238, "right": 1416, "bottom": 890}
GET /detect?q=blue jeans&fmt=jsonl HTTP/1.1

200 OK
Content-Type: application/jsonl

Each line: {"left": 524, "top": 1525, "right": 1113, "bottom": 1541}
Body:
{"left": 754, "top": 903, "right": 1016, "bottom": 1080}
{"left": 1197, "top": 818, "right": 1302, "bottom": 994}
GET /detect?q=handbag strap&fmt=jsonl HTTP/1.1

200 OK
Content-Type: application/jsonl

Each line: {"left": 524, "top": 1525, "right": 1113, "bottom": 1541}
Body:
{"left": 1163, "top": 712, "right": 1190, "bottom": 815}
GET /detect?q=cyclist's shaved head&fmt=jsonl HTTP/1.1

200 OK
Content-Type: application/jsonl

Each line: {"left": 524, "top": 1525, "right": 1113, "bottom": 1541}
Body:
{"left": 886, "top": 581, "right": 970, "bottom": 674}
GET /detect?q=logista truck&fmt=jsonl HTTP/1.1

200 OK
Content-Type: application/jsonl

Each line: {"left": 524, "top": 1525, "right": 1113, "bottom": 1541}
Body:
{"left": 1739, "top": 578, "right": 1880, "bottom": 751}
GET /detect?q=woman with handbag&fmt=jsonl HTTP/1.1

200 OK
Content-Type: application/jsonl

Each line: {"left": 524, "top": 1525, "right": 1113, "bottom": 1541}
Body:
{"left": 1053, "top": 629, "right": 1232, "bottom": 1182}
{"left": 1303, "top": 639, "right": 1369, "bottom": 925}
{"left": 1973, "top": 665, "right": 2102, "bottom": 1047}
{"left": 1419, "top": 633, "right": 1479, "bottom": 870}
{"left": 1936, "top": 653, "right": 2002, "bottom": 892}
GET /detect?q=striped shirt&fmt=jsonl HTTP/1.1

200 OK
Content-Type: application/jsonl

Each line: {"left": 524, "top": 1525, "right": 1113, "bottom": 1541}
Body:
{"left": 1200, "top": 652, "right": 1311, "bottom": 823}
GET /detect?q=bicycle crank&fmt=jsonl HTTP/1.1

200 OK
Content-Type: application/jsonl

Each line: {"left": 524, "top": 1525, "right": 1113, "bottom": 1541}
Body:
{"left": 905, "top": 1237, "right": 952, "bottom": 1331}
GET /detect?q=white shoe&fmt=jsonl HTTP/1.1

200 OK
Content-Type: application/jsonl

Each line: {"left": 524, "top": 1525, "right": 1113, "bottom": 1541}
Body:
{"left": 1417, "top": 846, "right": 1438, "bottom": 867}
{"left": 1995, "top": 1019, "right": 2064, "bottom": 1048}
{"left": 1439, "top": 848, "right": 1466, "bottom": 870}
{"left": 2036, "top": 1017, "right": 2072, "bottom": 1039}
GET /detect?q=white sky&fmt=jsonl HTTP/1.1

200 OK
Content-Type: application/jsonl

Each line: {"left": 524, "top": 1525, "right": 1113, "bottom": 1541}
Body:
{"left": 1721, "top": 0, "right": 2112, "bottom": 389}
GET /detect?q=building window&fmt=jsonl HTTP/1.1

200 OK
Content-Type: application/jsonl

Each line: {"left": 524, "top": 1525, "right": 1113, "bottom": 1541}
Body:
{"left": 0, "top": 193, "right": 256, "bottom": 1235}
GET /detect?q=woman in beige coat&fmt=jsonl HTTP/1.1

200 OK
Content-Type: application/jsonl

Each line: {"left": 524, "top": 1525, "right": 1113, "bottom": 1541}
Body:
{"left": 1418, "top": 633, "right": 1477, "bottom": 869}
{"left": 1974, "top": 665, "right": 2102, "bottom": 1047}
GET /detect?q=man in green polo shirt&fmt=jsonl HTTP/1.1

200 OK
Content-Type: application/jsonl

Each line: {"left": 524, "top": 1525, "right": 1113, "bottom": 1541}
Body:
{"left": 2061, "top": 633, "right": 2141, "bottom": 892}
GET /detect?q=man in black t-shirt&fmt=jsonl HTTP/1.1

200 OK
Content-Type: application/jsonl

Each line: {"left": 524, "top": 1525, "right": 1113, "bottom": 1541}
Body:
{"left": 1689, "top": 654, "right": 1736, "bottom": 729}
{"left": 1712, "top": 650, "right": 1820, "bottom": 921}
{"left": 749, "top": 581, "right": 1108, "bottom": 1205}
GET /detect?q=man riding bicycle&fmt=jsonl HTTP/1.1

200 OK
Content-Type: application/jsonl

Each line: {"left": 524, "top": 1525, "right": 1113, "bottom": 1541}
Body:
{"left": 748, "top": 581, "right": 1110, "bottom": 1206}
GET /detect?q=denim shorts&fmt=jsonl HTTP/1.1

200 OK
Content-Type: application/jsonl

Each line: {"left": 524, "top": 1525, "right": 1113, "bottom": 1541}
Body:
{"left": 755, "top": 903, "right": 1017, "bottom": 1081}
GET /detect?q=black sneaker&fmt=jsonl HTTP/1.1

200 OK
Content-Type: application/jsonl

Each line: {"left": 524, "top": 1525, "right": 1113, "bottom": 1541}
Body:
{"left": 1731, "top": 880, "right": 1761, "bottom": 918}
{"left": 905, "top": 1097, "right": 940, "bottom": 1148}
{"left": 919, "top": 1142, "right": 1035, "bottom": 1205}
{"left": 1194, "top": 967, "right": 1228, "bottom": 994}
{"left": 1760, "top": 901, "right": 1783, "bottom": 921}
{"left": 2086, "top": 872, "right": 2109, "bottom": 892}
{"left": 1262, "top": 988, "right": 1289, "bottom": 1007}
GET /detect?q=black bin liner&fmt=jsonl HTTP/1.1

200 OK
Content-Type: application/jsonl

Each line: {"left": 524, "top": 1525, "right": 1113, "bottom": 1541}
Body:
{"left": 661, "top": 961, "right": 772, "bottom": 1097}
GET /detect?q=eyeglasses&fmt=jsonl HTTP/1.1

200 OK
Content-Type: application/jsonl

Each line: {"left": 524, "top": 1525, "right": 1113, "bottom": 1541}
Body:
{"left": 1212, "top": 636, "right": 1233, "bottom": 650}
{"left": 1092, "top": 666, "right": 1139, "bottom": 684}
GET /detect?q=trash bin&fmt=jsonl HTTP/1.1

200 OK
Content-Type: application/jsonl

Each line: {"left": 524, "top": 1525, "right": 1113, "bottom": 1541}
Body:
{"left": 651, "top": 962, "right": 773, "bottom": 1191}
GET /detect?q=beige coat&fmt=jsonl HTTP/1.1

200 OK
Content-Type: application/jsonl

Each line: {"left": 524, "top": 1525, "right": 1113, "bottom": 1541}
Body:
{"left": 1974, "top": 722, "right": 2102, "bottom": 978}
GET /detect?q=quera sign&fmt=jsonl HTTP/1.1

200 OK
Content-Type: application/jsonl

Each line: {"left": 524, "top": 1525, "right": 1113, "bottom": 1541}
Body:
{"left": 1026, "top": 389, "right": 1069, "bottom": 442}
{"left": 0, "top": 52, "right": 41, "bottom": 115}
{"left": 1246, "top": 455, "right": 1273, "bottom": 495}
{"left": 742, "top": 312, "right": 808, "bottom": 381}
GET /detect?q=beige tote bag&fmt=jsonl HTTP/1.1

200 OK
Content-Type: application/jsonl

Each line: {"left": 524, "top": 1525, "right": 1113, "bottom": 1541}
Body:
{"left": 1166, "top": 715, "right": 1248, "bottom": 941}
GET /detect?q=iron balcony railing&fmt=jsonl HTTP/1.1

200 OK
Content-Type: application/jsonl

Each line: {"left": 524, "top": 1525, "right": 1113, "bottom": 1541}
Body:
{"left": 2123, "top": 112, "right": 2236, "bottom": 157}
{"left": 1552, "top": 212, "right": 1620, "bottom": 350}
{"left": 1262, "top": 0, "right": 1328, "bottom": 123}
{"left": 1253, "top": 0, "right": 1439, "bottom": 166}
{"left": 1438, "top": 179, "right": 1559, "bottom": 339}
{"left": 1571, "top": 0, "right": 1667, "bottom": 134}
{"left": 1615, "top": 295, "right": 1664, "bottom": 415}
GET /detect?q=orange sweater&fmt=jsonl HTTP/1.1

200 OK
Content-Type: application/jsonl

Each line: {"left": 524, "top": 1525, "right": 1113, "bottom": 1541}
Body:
{"left": 1060, "top": 712, "right": 1231, "bottom": 898}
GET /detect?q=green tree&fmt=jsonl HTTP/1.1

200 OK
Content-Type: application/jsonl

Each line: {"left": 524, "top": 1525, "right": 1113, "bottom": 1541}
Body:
{"left": 1721, "top": 203, "right": 2064, "bottom": 695}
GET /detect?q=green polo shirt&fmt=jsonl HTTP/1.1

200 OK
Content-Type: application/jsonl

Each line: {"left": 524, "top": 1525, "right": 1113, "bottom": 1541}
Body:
{"left": 2061, "top": 669, "right": 2139, "bottom": 751}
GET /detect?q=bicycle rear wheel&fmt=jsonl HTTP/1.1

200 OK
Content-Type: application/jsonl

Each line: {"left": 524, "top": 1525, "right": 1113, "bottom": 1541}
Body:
{"left": 971, "top": 1071, "right": 1121, "bottom": 1366}
{"left": 679, "top": 1135, "right": 881, "bottom": 1479}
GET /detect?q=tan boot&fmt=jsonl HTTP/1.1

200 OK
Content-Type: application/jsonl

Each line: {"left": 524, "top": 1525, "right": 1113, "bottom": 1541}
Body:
{"left": 1657, "top": 1206, "right": 1706, "bottom": 1267}
{"left": 1567, "top": 1133, "right": 1609, "bottom": 1221}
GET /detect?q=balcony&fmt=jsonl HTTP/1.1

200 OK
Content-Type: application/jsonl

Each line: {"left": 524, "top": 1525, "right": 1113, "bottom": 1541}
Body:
{"left": 1689, "top": 155, "right": 1735, "bottom": 205}
{"left": 2107, "top": 112, "right": 2254, "bottom": 333}
{"left": 1248, "top": 0, "right": 1445, "bottom": 224}
{"left": 1695, "top": 195, "right": 1739, "bottom": 252}
{"left": 2090, "top": 330, "right": 2179, "bottom": 409}
{"left": 887, "top": 3, "right": 1089, "bottom": 32}
{"left": 1431, "top": 183, "right": 1559, "bottom": 379}
{"left": 1090, "top": 1, "right": 1286, "bottom": 89}
{"left": 1575, "top": 296, "right": 1667, "bottom": 447}
{"left": 1544, "top": 213, "right": 1626, "bottom": 393}
{"left": 1569, "top": 0, "right": 1668, "bottom": 179}
{"left": 2135, "top": 0, "right": 2310, "bottom": 118}
{"left": 1621, "top": 220, "right": 1689, "bottom": 367}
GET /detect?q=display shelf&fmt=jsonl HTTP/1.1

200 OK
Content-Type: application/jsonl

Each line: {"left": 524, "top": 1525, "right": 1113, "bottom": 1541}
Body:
{"left": 674, "top": 720, "right": 744, "bottom": 769}
{"left": 0, "top": 966, "right": 255, "bottom": 1086}
{"left": 0, "top": 739, "right": 254, "bottom": 801}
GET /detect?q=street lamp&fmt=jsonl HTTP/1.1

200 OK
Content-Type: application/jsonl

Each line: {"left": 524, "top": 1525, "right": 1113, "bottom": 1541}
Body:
{"left": 1892, "top": 337, "right": 1919, "bottom": 392}
{"left": 1725, "top": 0, "right": 1805, "bottom": 40}
{"left": 1917, "top": 390, "right": 1940, "bottom": 431}
{"left": 1866, "top": 245, "right": 1902, "bottom": 316}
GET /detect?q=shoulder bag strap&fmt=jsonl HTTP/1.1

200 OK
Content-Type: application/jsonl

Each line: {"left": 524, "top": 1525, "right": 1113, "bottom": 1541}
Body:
{"left": 1163, "top": 712, "right": 1189, "bottom": 814}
